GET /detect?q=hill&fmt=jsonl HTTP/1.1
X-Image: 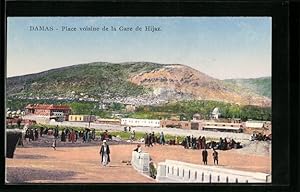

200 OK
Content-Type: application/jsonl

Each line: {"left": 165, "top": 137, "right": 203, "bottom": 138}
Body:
{"left": 224, "top": 77, "right": 271, "bottom": 99}
{"left": 7, "top": 62, "right": 162, "bottom": 98}
{"left": 6, "top": 62, "right": 271, "bottom": 106}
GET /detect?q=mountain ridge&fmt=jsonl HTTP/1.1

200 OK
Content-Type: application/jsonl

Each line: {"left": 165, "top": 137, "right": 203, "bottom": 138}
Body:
{"left": 7, "top": 61, "right": 271, "bottom": 107}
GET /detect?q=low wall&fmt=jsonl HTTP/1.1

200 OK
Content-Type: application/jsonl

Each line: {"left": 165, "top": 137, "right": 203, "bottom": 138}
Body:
{"left": 156, "top": 160, "right": 271, "bottom": 183}
{"left": 6, "top": 130, "right": 22, "bottom": 158}
{"left": 131, "top": 151, "right": 150, "bottom": 175}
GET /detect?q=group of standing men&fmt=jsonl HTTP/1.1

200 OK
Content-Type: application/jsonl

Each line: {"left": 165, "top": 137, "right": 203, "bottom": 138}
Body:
{"left": 202, "top": 148, "right": 219, "bottom": 165}
{"left": 24, "top": 128, "right": 39, "bottom": 142}
{"left": 183, "top": 135, "right": 206, "bottom": 150}
{"left": 144, "top": 132, "right": 165, "bottom": 147}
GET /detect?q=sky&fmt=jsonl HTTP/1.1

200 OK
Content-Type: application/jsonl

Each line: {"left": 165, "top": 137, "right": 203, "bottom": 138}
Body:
{"left": 7, "top": 17, "right": 271, "bottom": 79}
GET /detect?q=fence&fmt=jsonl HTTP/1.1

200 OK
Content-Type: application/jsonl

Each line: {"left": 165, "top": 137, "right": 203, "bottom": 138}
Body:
{"left": 156, "top": 160, "right": 271, "bottom": 183}
{"left": 131, "top": 151, "right": 150, "bottom": 175}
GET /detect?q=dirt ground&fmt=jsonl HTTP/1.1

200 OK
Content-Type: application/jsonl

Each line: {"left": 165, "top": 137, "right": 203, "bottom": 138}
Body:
{"left": 6, "top": 142, "right": 270, "bottom": 183}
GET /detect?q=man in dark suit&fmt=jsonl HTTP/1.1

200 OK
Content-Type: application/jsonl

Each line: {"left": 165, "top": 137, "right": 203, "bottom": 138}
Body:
{"left": 212, "top": 148, "right": 219, "bottom": 165}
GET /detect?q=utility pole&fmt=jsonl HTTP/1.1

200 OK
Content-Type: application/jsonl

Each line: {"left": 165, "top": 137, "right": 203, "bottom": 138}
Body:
{"left": 89, "top": 111, "right": 92, "bottom": 128}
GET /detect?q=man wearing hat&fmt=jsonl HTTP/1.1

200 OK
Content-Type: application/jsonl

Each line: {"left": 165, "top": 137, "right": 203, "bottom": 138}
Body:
{"left": 100, "top": 140, "right": 110, "bottom": 166}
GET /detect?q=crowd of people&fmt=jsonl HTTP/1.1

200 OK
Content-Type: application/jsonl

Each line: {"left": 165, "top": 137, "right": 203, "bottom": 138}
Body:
{"left": 182, "top": 135, "right": 207, "bottom": 149}
{"left": 23, "top": 126, "right": 98, "bottom": 144}
{"left": 24, "top": 128, "right": 39, "bottom": 142}
{"left": 144, "top": 132, "right": 166, "bottom": 147}
{"left": 250, "top": 132, "right": 272, "bottom": 141}
{"left": 206, "top": 137, "right": 242, "bottom": 150}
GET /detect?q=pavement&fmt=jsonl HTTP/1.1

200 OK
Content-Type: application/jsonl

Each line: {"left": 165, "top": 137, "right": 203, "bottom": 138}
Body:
{"left": 6, "top": 140, "right": 270, "bottom": 183}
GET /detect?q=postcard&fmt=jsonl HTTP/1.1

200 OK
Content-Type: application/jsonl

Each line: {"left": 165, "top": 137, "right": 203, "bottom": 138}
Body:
{"left": 5, "top": 17, "right": 272, "bottom": 183}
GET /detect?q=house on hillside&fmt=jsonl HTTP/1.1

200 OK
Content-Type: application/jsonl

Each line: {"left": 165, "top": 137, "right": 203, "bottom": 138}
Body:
{"left": 125, "top": 104, "right": 136, "bottom": 112}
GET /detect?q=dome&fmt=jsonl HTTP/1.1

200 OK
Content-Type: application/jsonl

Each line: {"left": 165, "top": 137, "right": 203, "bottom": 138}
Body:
{"left": 212, "top": 107, "right": 220, "bottom": 115}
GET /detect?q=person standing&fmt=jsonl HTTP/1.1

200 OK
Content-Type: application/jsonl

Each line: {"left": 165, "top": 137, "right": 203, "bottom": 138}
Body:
{"left": 99, "top": 140, "right": 110, "bottom": 166}
{"left": 159, "top": 132, "right": 165, "bottom": 145}
{"left": 212, "top": 148, "right": 219, "bottom": 165}
{"left": 175, "top": 136, "right": 178, "bottom": 145}
{"left": 202, "top": 136, "right": 206, "bottom": 149}
{"left": 134, "top": 144, "right": 142, "bottom": 153}
{"left": 131, "top": 130, "right": 136, "bottom": 141}
{"left": 202, "top": 148, "right": 208, "bottom": 165}
{"left": 40, "top": 127, "right": 44, "bottom": 137}
{"left": 52, "top": 137, "right": 57, "bottom": 150}
{"left": 29, "top": 129, "right": 34, "bottom": 142}
{"left": 151, "top": 132, "right": 155, "bottom": 145}
{"left": 70, "top": 130, "right": 76, "bottom": 143}
{"left": 92, "top": 129, "right": 96, "bottom": 140}
{"left": 61, "top": 130, "right": 66, "bottom": 142}
{"left": 144, "top": 133, "right": 149, "bottom": 147}
{"left": 34, "top": 129, "right": 39, "bottom": 140}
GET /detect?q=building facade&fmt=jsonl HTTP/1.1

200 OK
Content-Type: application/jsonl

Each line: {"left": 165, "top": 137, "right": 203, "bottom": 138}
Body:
{"left": 201, "top": 121, "right": 243, "bottom": 133}
{"left": 121, "top": 118, "right": 160, "bottom": 127}
{"left": 25, "top": 104, "right": 71, "bottom": 120}
{"left": 160, "top": 120, "right": 191, "bottom": 129}
{"left": 68, "top": 115, "right": 96, "bottom": 122}
{"left": 96, "top": 118, "right": 121, "bottom": 125}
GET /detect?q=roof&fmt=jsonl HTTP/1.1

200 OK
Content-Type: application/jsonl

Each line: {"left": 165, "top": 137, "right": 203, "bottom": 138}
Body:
{"left": 25, "top": 104, "right": 71, "bottom": 110}
{"left": 203, "top": 126, "right": 241, "bottom": 130}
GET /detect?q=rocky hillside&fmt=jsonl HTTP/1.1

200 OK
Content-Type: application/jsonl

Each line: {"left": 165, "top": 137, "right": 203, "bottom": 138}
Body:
{"left": 129, "top": 64, "right": 271, "bottom": 106}
{"left": 6, "top": 62, "right": 271, "bottom": 106}
{"left": 224, "top": 77, "right": 271, "bottom": 99}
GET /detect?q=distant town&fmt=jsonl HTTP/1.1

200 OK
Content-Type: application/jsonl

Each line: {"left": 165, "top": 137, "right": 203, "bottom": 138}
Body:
{"left": 6, "top": 103, "right": 272, "bottom": 136}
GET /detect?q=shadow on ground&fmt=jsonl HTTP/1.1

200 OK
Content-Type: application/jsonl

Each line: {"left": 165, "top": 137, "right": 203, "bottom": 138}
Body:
{"left": 13, "top": 154, "right": 49, "bottom": 160}
{"left": 6, "top": 167, "right": 78, "bottom": 183}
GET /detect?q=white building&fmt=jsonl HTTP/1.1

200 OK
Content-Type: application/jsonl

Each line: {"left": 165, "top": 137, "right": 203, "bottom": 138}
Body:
{"left": 245, "top": 120, "right": 265, "bottom": 129}
{"left": 211, "top": 108, "right": 221, "bottom": 119}
{"left": 121, "top": 118, "right": 160, "bottom": 127}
